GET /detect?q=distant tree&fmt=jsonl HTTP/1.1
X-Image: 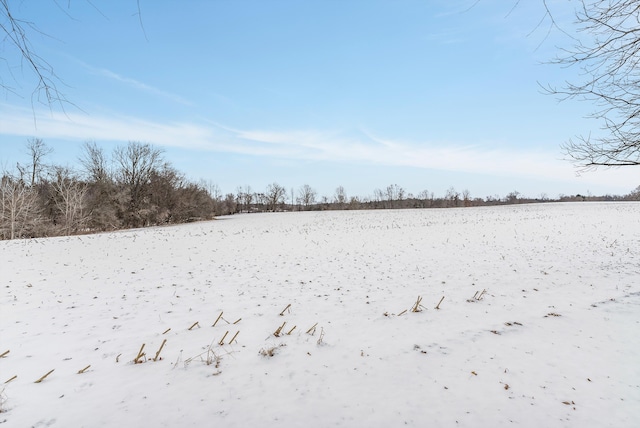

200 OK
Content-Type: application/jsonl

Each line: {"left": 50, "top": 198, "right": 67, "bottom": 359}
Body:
{"left": 113, "top": 142, "right": 164, "bottom": 227}
{"left": 505, "top": 190, "right": 520, "bottom": 204}
{"left": 417, "top": 189, "right": 432, "bottom": 208}
{"left": 235, "top": 187, "right": 243, "bottom": 213}
{"left": 348, "top": 195, "right": 362, "bottom": 209}
{"left": 462, "top": 189, "right": 471, "bottom": 207}
{"left": 223, "top": 193, "right": 237, "bottom": 215}
{"left": 147, "top": 163, "right": 183, "bottom": 223}
{"left": 200, "top": 180, "right": 223, "bottom": 215}
{"left": 445, "top": 187, "right": 459, "bottom": 207}
{"left": 20, "top": 138, "right": 52, "bottom": 187}
{"left": 373, "top": 188, "right": 385, "bottom": 208}
{"left": 79, "top": 141, "right": 111, "bottom": 183}
{"left": 77, "top": 141, "right": 117, "bottom": 229}
{"left": 83, "top": 183, "right": 118, "bottom": 231}
{"left": 320, "top": 195, "right": 330, "bottom": 209}
{"left": 626, "top": 185, "right": 640, "bottom": 201}
{"left": 243, "top": 186, "right": 254, "bottom": 211}
{"left": 0, "top": 172, "right": 40, "bottom": 239}
{"left": 49, "top": 167, "right": 89, "bottom": 235}
{"left": 236, "top": 186, "right": 249, "bottom": 213}
{"left": 385, "top": 184, "right": 404, "bottom": 203}
{"left": 297, "top": 184, "right": 316, "bottom": 209}
{"left": 254, "top": 192, "right": 267, "bottom": 211}
{"left": 173, "top": 182, "right": 214, "bottom": 221}
{"left": 334, "top": 185, "right": 347, "bottom": 208}
{"left": 265, "top": 182, "right": 286, "bottom": 212}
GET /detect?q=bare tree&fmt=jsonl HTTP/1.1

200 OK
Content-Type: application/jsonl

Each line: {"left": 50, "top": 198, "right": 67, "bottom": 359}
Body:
{"left": 50, "top": 167, "right": 89, "bottom": 235}
{"left": 235, "top": 186, "right": 244, "bottom": 213}
{"left": 23, "top": 138, "right": 52, "bottom": 187}
{"left": 113, "top": 142, "right": 163, "bottom": 226}
{"left": 372, "top": 188, "right": 387, "bottom": 208}
{"left": 543, "top": 0, "right": 640, "bottom": 169}
{"left": 626, "top": 185, "right": 640, "bottom": 200}
{"left": 0, "top": 172, "right": 39, "bottom": 239}
{"left": 297, "top": 184, "right": 317, "bottom": 209}
{"left": 223, "top": 193, "right": 237, "bottom": 215}
{"left": 385, "top": 184, "right": 405, "bottom": 205}
{"left": 348, "top": 195, "right": 362, "bottom": 209}
{"left": 79, "top": 141, "right": 111, "bottom": 183}
{"left": 445, "top": 187, "right": 459, "bottom": 207}
{"left": 417, "top": 189, "right": 432, "bottom": 208}
{"left": 505, "top": 190, "right": 520, "bottom": 204}
{"left": 254, "top": 192, "right": 267, "bottom": 211}
{"left": 202, "top": 181, "right": 223, "bottom": 215}
{"left": 78, "top": 141, "right": 119, "bottom": 231}
{"left": 265, "top": 182, "right": 286, "bottom": 212}
{"left": 244, "top": 186, "right": 254, "bottom": 211}
{"left": 462, "top": 189, "right": 471, "bottom": 207}
{"left": 334, "top": 185, "right": 347, "bottom": 208}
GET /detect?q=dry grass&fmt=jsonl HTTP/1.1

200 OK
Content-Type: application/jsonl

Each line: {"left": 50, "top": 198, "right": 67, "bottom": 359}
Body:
{"left": 134, "top": 344, "right": 146, "bottom": 364}
{"left": 411, "top": 296, "right": 424, "bottom": 312}
{"left": 153, "top": 339, "right": 167, "bottom": 361}
{"left": 183, "top": 342, "right": 224, "bottom": 369}
{"left": 218, "top": 331, "right": 229, "bottom": 346}
{"left": 273, "top": 322, "right": 286, "bottom": 337}
{"left": 259, "top": 344, "right": 286, "bottom": 358}
{"left": 212, "top": 312, "right": 224, "bottom": 327}
{"left": 188, "top": 321, "right": 200, "bottom": 331}
{"left": 34, "top": 369, "right": 55, "bottom": 384}
{"left": 279, "top": 304, "right": 292, "bottom": 316}
{"left": 467, "top": 289, "right": 487, "bottom": 302}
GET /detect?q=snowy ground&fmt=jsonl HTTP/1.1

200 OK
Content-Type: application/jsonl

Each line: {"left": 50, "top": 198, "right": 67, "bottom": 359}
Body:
{"left": 1, "top": 202, "right": 639, "bottom": 427}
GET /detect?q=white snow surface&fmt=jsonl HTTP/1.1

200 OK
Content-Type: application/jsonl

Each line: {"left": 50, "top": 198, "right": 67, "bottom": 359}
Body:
{"left": 1, "top": 202, "right": 639, "bottom": 427}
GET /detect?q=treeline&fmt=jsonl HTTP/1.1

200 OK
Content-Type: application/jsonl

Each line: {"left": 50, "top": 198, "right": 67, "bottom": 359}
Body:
{"left": 2, "top": 140, "right": 639, "bottom": 240}
{"left": 1, "top": 140, "right": 215, "bottom": 240}
{"left": 237, "top": 184, "right": 639, "bottom": 213}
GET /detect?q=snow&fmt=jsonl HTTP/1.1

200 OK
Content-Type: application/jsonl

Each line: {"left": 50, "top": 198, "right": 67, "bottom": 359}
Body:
{"left": 1, "top": 202, "right": 639, "bottom": 427}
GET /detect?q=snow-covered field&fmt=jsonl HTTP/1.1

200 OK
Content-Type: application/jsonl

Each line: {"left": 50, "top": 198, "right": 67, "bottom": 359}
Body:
{"left": 1, "top": 202, "right": 639, "bottom": 427}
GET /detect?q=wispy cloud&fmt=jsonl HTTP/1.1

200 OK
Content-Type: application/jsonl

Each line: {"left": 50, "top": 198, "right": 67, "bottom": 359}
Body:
{"left": 0, "top": 105, "right": 635, "bottom": 189}
{"left": 0, "top": 106, "right": 212, "bottom": 149}
{"left": 80, "top": 62, "right": 193, "bottom": 106}
{"left": 422, "top": 29, "right": 468, "bottom": 45}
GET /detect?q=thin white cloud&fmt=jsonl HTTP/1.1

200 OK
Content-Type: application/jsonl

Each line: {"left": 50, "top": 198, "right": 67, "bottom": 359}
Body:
{"left": 0, "top": 106, "right": 212, "bottom": 149}
{"left": 80, "top": 62, "right": 193, "bottom": 106}
{"left": 0, "top": 105, "right": 636, "bottom": 190}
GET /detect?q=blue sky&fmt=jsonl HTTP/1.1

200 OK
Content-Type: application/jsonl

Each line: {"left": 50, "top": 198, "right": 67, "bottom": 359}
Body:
{"left": 1, "top": 0, "right": 637, "bottom": 199}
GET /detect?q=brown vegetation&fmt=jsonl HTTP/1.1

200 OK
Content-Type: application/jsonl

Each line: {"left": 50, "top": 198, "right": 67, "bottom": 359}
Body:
{"left": 1, "top": 140, "right": 637, "bottom": 240}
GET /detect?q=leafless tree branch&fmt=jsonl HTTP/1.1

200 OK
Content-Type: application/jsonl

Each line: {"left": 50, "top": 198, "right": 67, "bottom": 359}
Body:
{"left": 544, "top": 0, "right": 640, "bottom": 170}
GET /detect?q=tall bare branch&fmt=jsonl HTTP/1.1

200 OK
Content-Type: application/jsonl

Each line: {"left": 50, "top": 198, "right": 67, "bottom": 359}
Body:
{"left": 544, "top": 0, "right": 640, "bottom": 170}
